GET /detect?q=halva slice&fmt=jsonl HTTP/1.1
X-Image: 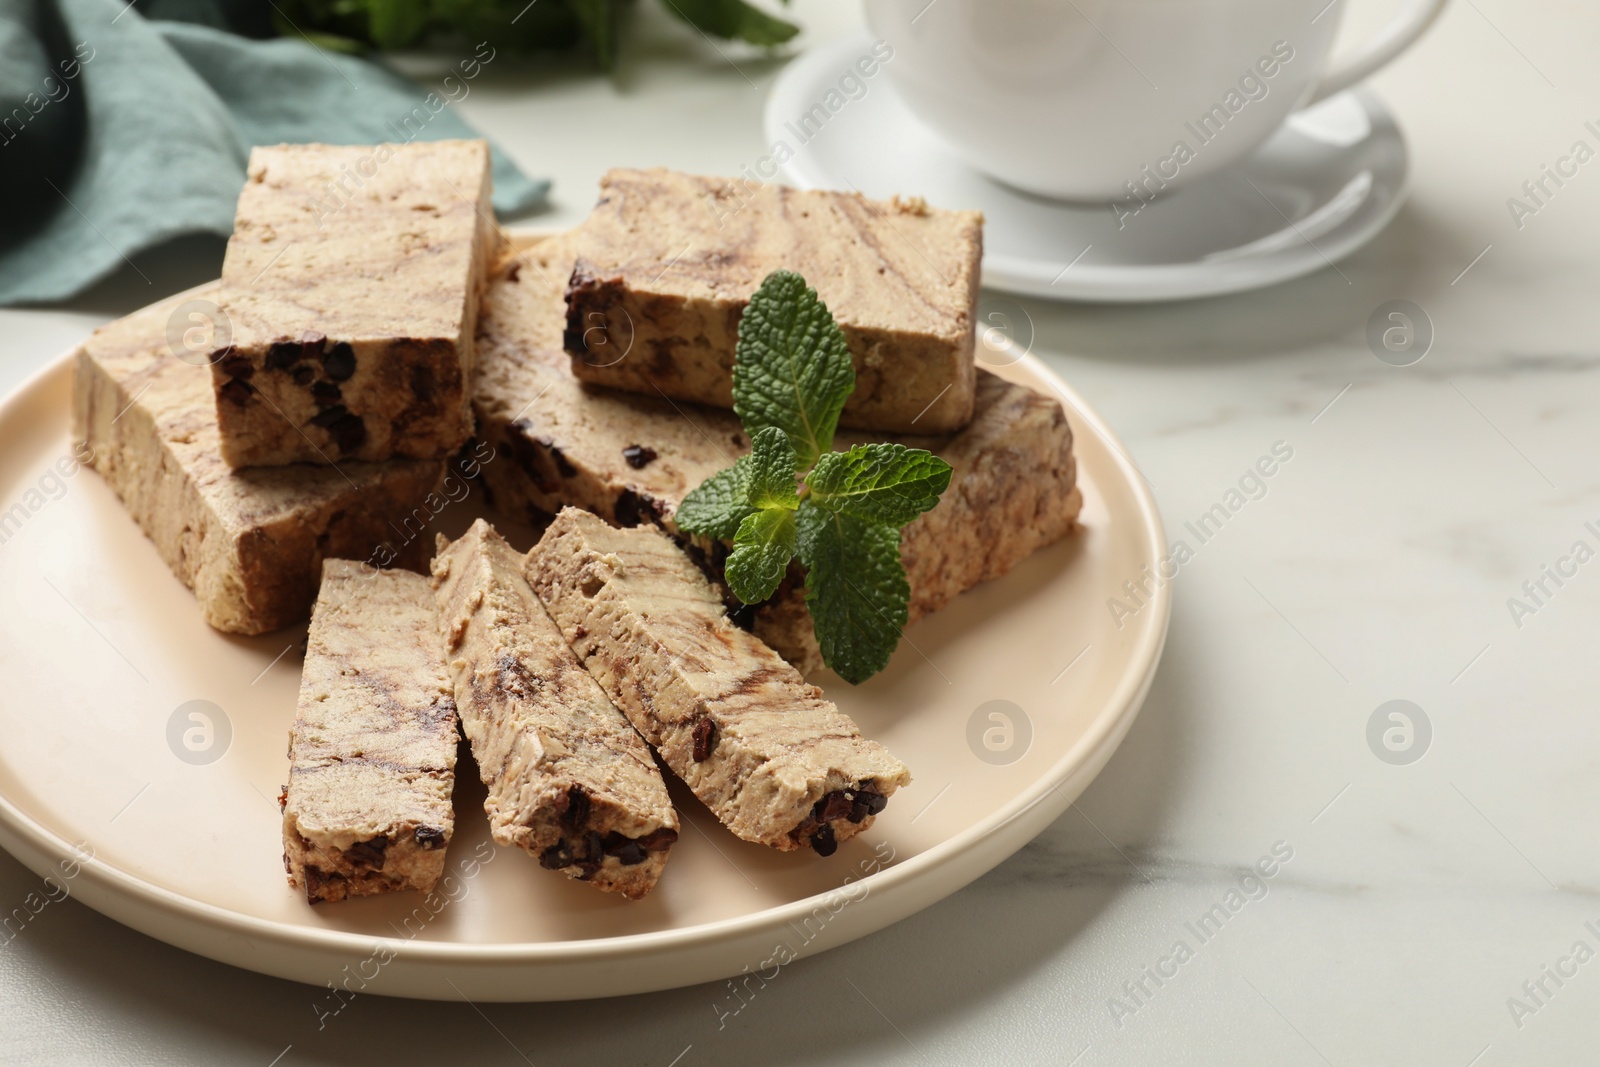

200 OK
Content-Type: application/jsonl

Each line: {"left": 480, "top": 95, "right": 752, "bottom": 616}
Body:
{"left": 476, "top": 233, "right": 1081, "bottom": 673}
{"left": 210, "top": 140, "right": 499, "bottom": 467}
{"left": 432, "top": 519, "right": 678, "bottom": 899}
{"left": 72, "top": 284, "right": 443, "bottom": 635}
{"left": 526, "top": 507, "right": 910, "bottom": 855}
{"left": 282, "top": 560, "right": 458, "bottom": 904}
{"left": 564, "top": 168, "right": 982, "bottom": 434}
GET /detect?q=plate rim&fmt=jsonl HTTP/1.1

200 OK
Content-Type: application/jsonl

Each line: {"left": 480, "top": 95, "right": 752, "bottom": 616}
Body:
{"left": 0, "top": 271, "right": 1171, "bottom": 995}
{"left": 765, "top": 32, "right": 1410, "bottom": 303}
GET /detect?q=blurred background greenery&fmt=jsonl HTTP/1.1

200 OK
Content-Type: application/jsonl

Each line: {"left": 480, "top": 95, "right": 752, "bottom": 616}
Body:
{"left": 267, "top": 0, "right": 797, "bottom": 64}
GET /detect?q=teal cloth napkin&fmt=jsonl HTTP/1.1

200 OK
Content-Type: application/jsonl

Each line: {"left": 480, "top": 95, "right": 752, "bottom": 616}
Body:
{"left": 0, "top": 0, "right": 548, "bottom": 305}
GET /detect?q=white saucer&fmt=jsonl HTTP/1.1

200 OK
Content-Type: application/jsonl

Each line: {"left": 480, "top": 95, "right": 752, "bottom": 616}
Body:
{"left": 764, "top": 34, "right": 1409, "bottom": 302}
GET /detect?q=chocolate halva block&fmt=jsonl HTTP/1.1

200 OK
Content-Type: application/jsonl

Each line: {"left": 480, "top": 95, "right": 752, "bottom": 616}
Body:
{"left": 432, "top": 519, "right": 678, "bottom": 899}
{"left": 282, "top": 560, "right": 458, "bottom": 904}
{"left": 72, "top": 285, "right": 443, "bottom": 635}
{"left": 564, "top": 168, "right": 982, "bottom": 434}
{"left": 210, "top": 140, "right": 499, "bottom": 468}
{"left": 526, "top": 508, "right": 911, "bottom": 855}
{"left": 476, "top": 234, "right": 1081, "bottom": 674}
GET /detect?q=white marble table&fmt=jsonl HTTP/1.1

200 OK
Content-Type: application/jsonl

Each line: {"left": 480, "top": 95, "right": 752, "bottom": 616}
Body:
{"left": 3, "top": 1, "right": 1597, "bottom": 1062}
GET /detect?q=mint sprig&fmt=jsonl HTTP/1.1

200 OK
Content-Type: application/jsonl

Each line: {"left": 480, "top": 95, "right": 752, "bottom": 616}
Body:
{"left": 676, "top": 270, "right": 954, "bottom": 684}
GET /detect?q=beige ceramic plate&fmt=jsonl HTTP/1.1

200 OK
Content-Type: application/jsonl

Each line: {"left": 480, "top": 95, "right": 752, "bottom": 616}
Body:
{"left": 0, "top": 292, "right": 1168, "bottom": 1001}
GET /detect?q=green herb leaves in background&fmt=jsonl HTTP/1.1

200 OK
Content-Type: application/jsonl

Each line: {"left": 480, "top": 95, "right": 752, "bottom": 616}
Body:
{"left": 677, "top": 270, "right": 953, "bottom": 684}
{"left": 278, "top": 0, "right": 797, "bottom": 64}
{"left": 568, "top": 0, "right": 621, "bottom": 68}
{"left": 660, "top": 0, "right": 799, "bottom": 47}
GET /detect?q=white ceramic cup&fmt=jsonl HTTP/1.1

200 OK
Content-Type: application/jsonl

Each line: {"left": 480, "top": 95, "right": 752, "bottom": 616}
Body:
{"left": 863, "top": 0, "right": 1449, "bottom": 201}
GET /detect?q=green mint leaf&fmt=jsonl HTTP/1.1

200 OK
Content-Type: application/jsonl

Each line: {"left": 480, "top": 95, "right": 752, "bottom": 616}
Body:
{"left": 731, "top": 270, "right": 854, "bottom": 471}
{"left": 674, "top": 460, "right": 753, "bottom": 540}
{"left": 806, "top": 444, "right": 953, "bottom": 527}
{"left": 676, "top": 428, "right": 798, "bottom": 539}
{"left": 725, "top": 507, "right": 797, "bottom": 604}
{"left": 710, "top": 430, "right": 801, "bottom": 603}
{"left": 796, "top": 502, "right": 909, "bottom": 684}
{"left": 659, "top": 0, "right": 800, "bottom": 46}
{"left": 745, "top": 427, "right": 800, "bottom": 509}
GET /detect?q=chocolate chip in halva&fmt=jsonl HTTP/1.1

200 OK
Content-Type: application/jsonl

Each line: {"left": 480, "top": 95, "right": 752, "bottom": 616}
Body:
{"left": 309, "top": 406, "right": 366, "bottom": 452}
{"left": 322, "top": 341, "right": 357, "bottom": 382}
{"left": 537, "top": 436, "right": 576, "bottom": 478}
{"left": 265, "top": 340, "right": 304, "bottom": 371}
{"left": 692, "top": 718, "right": 717, "bottom": 762}
{"left": 575, "top": 831, "right": 606, "bottom": 878}
{"left": 218, "top": 349, "right": 253, "bottom": 378}
{"left": 330, "top": 414, "right": 366, "bottom": 453}
{"left": 602, "top": 832, "right": 647, "bottom": 866}
{"left": 814, "top": 791, "right": 854, "bottom": 824}
{"left": 558, "top": 785, "right": 591, "bottom": 831}
{"left": 614, "top": 488, "right": 663, "bottom": 528}
{"left": 622, "top": 444, "right": 658, "bottom": 469}
{"left": 219, "top": 377, "right": 255, "bottom": 405}
{"left": 849, "top": 789, "right": 887, "bottom": 824}
{"left": 637, "top": 827, "right": 678, "bottom": 852}
{"left": 345, "top": 835, "right": 389, "bottom": 869}
{"left": 309, "top": 404, "right": 349, "bottom": 428}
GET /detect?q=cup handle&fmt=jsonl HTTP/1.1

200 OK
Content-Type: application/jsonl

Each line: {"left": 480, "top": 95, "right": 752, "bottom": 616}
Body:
{"left": 1304, "top": 0, "right": 1451, "bottom": 104}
